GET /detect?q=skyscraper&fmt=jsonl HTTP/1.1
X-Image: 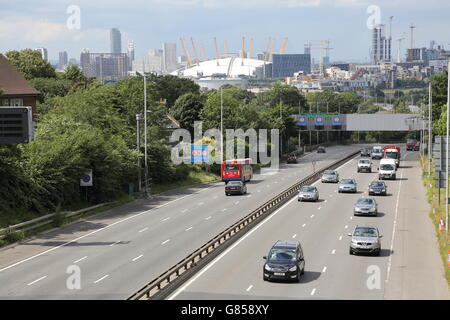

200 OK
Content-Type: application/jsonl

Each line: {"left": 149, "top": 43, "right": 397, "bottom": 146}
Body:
{"left": 162, "top": 43, "right": 178, "bottom": 73}
{"left": 127, "top": 40, "right": 135, "bottom": 71}
{"left": 371, "top": 24, "right": 391, "bottom": 64}
{"left": 110, "top": 28, "right": 122, "bottom": 54}
{"left": 35, "top": 47, "right": 48, "bottom": 61}
{"left": 58, "top": 51, "right": 68, "bottom": 70}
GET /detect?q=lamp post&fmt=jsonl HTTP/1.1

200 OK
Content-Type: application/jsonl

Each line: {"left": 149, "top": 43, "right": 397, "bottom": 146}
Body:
{"left": 221, "top": 87, "right": 223, "bottom": 162}
{"left": 143, "top": 72, "right": 149, "bottom": 197}
{"left": 136, "top": 113, "right": 142, "bottom": 193}
{"left": 429, "top": 83, "right": 432, "bottom": 177}
{"left": 446, "top": 60, "right": 450, "bottom": 233}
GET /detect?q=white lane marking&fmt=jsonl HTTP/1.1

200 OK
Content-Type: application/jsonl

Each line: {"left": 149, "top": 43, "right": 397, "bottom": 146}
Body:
{"left": 168, "top": 152, "right": 359, "bottom": 300}
{"left": 132, "top": 254, "right": 143, "bottom": 262}
{"left": 292, "top": 234, "right": 297, "bottom": 239}
{"left": 339, "top": 235, "right": 343, "bottom": 241}
{"left": 386, "top": 163, "right": 405, "bottom": 284}
{"left": 162, "top": 217, "right": 170, "bottom": 222}
{"left": 0, "top": 184, "right": 215, "bottom": 273}
{"left": 322, "top": 266, "right": 327, "bottom": 273}
{"left": 205, "top": 216, "right": 212, "bottom": 220}
{"left": 139, "top": 227, "right": 148, "bottom": 233}
{"left": 94, "top": 275, "right": 109, "bottom": 284}
{"left": 310, "top": 214, "right": 315, "bottom": 218}
{"left": 350, "top": 216, "right": 353, "bottom": 220}
{"left": 198, "top": 202, "right": 204, "bottom": 206}
{"left": 257, "top": 190, "right": 261, "bottom": 193}
{"left": 344, "top": 225, "right": 348, "bottom": 229}
{"left": 221, "top": 208, "right": 227, "bottom": 212}
{"left": 318, "top": 207, "right": 322, "bottom": 210}
{"left": 266, "top": 185, "right": 270, "bottom": 188}
{"left": 235, "top": 201, "right": 240, "bottom": 205}
{"left": 185, "top": 227, "right": 193, "bottom": 231}
{"left": 168, "top": 187, "right": 300, "bottom": 300}
{"left": 161, "top": 239, "right": 171, "bottom": 245}
{"left": 27, "top": 276, "right": 47, "bottom": 286}
{"left": 247, "top": 195, "right": 251, "bottom": 198}
{"left": 302, "top": 223, "right": 306, "bottom": 228}
{"left": 110, "top": 241, "right": 121, "bottom": 247}
{"left": 331, "top": 249, "right": 336, "bottom": 254}
{"left": 213, "top": 196, "right": 218, "bottom": 199}
{"left": 246, "top": 285, "right": 253, "bottom": 292}
{"left": 324, "top": 200, "right": 327, "bottom": 203}
{"left": 310, "top": 288, "right": 316, "bottom": 296}
{"left": 181, "top": 209, "right": 188, "bottom": 213}
{"left": 73, "top": 256, "right": 88, "bottom": 264}
{"left": 329, "top": 195, "right": 333, "bottom": 197}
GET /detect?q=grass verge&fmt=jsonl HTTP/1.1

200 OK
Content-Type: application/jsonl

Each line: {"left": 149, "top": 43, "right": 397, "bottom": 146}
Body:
{"left": 419, "top": 155, "right": 450, "bottom": 287}
{"left": 151, "top": 170, "right": 219, "bottom": 195}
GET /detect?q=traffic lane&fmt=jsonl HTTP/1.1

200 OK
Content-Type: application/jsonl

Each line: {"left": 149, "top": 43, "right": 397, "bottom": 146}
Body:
{"left": 0, "top": 145, "right": 362, "bottom": 298}
{"left": 170, "top": 154, "right": 403, "bottom": 300}
{"left": 168, "top": 155, "right": 367, "bottom": 299}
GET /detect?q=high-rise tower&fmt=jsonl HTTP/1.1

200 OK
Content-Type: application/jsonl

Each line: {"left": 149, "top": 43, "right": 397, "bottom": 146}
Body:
{"left": 110, "top": 28, "right": 122, "bottom": 54}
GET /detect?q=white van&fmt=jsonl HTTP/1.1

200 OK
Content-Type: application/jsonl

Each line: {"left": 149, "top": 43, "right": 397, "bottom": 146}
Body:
{"left": 378, "top": 158, "right": 396, "bottom": 180}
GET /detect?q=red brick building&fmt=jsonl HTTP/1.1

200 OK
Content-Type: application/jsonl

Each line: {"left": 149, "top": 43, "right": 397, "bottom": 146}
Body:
{"left": 0, "top": 54, "right": 40, "bottom": 118}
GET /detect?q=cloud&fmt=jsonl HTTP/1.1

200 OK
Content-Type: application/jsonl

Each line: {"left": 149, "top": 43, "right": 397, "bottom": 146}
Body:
{"left": 0, "top": 16, "right": 107, "bottom": 43}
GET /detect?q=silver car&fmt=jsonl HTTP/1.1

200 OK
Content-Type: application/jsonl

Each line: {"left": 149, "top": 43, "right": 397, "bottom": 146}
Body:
{"left": 357, "top": 159, "right": 372, "bottom": 173}
{"left": 338, "top": 178, "right": 357, "bottom": 193}
{"left": 321, "top": 170, "right": 339, "bottom": 183}
{"left": 354, "top": 197, "right": 378, "bottom": 216}
{"left": 348, "top": 226, "right": 383, "bottom": 256}
{"left": 298, "top": 185, "right": 319, "bottom": 202}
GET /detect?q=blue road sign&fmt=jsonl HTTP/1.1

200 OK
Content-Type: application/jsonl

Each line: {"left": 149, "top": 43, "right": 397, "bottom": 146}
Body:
{"left": 297, "top": 115, "right": 307, "bottom": 126}
{"left": 332, "top": 115, "right": 341, "bottom": 126}
{"left": 315, "top": 115, "right": 324, "bottom": 126}
{"left": 191, "top": 144, "right": 209, "bottom": 163}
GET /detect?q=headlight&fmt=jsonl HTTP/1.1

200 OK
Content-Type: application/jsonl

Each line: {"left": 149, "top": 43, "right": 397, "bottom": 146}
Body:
{"left": 288, "top": 266, "right": 297, "bottom": 272}
{"left": 351, "top": 239, "right": 358, "bottom": 244}
{"left": 264, "top": 264, "right": 272, "bottom": 271}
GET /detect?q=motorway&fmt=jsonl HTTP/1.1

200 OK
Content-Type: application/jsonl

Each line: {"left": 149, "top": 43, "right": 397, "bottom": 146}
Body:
{"left": 0, "top": 144, "right": 364, "bottom": 299}
{"left": 169, "top": 146, "right": 450, "bottom": 300}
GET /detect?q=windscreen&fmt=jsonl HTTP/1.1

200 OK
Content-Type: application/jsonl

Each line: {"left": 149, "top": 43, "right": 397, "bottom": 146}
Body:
{"left": 340, "top": 179, "right": 353, "bottom": 184}
{"left": 224, "top": 164, "right": 239, "bottom": 171}
{"left": 268, "top": 249, "right": 296, "bottom": 262}
{"left": 354, "top": 228, "right": 377, "bottom": 237}
{"left": 386, "top": 152, "right": 398, "bottom": 159}
{"left": 357, "top": 198, "right": 373, "bottom": 205}
{"left": 301, "top": 186, "right": 315, "bottom": 192}
{"left": 380, "top": 164, "right": 394, "bottom": 170}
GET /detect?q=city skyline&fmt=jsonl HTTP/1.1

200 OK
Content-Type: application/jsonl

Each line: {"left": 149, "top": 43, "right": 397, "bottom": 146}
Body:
{"left": 1, "top": 1, "right": 449, "bottom": 63}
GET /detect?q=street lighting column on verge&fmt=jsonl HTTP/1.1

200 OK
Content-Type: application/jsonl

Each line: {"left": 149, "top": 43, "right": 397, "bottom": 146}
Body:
{"left": 429, "top": 83, "right": 432, "bottom": 177}
{"left": 136, "top": 114, "right": 142, "bottom": 193}
{"left": 221, "top": 88, "right": 223, "bottom": 162}
{"left": 144, "top": 73, "right": 149, "bottom": 197}
{"left": 446, "top": 60, "right": 450, "bottom": 233}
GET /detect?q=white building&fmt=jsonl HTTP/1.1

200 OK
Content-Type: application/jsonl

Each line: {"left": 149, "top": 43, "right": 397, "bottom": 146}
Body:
{"left": 35, "top": 47, "right": 48, "bottom": 61}
{"left": 162, "top": 43, "right": 179, "bottom": 73}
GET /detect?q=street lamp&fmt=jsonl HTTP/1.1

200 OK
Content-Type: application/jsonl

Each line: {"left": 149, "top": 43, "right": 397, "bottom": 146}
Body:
{"left": 143, "top": 71, "right": 149, "bottom": 197}
{"left": 136, "top": 113, "right": 142, "bottom": 193}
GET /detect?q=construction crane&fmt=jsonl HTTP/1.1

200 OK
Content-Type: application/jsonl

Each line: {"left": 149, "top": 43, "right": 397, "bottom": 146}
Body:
{"left": 249, "top": 38, "right": 253, "bottom": 59}
{"left": 213, "top": 37, "right": 220, "bottom": 66}
{"left": 306, "top": 40, "right": 333, "bottom": 74}
{"left": 241, "top": 37, "right": 245, "bottom": 66}
{"left": 179, "top": 38, "right": 191, "bottom": 67}
{"left": 264, "top": 37, "right": 271, "bottom": 62}
{"left": 268, "top": 38, "right": 275, "bottom": 62}
{"left": 279, "top": 37, "right": 288, "bottom": 54}
{"left": 396, "top": 33, "right": 407, "bottom": 63}
{"left": 190, "top": 38, "right": 199, "bottom": 65}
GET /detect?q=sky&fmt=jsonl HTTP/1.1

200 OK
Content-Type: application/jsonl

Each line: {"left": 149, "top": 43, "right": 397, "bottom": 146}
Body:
{"left": 1, "top": 0, "right": 449, "bottom": 63}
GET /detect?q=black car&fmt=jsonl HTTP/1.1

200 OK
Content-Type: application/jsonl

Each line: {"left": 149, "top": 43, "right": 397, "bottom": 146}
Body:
{"left": 360, "top": 148, "right": 371, "bottom": 157}
{"left": 263, "top": 240, "right": 305, "bottom": 282}
{"left": 286, "top": 154, "right": 297, "bottom": 164}
{"left": 225, "top": 181, "right": 247, "bottom": 196}
{"left": 317, "top": 146, "right": 326, "bottom": 153}
{"left": 368, "top": 180, "right": 387, "bottom": 196}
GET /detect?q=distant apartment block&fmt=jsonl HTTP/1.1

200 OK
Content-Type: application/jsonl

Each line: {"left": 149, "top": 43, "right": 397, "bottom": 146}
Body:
{"left": 127, "top": 40, "right": 135, "bottom": 71}
{"left": 271, "top": 54, "right": 311, "bottom": 78}
{"left": 371, "top": 24, "right": 391, "bottom": 64}
{"left": 58, "top": 51, "right": 68, "bottom": 70}
{"left": 162, "top": 43, "right": 178, "bottom": 73}
{"left": 80, "top": 50, "right": 129, "bottom": 81}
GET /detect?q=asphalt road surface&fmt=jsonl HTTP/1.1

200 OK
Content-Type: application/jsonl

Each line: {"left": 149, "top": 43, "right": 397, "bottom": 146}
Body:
{"left": 169, "top": 147, "right": 449, "bottom": 300}
{"left": 0, "top": 145, "right": 364, "bottom": 299}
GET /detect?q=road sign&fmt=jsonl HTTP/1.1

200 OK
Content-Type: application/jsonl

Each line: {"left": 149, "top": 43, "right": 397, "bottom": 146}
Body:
{"left": 314, "top": 116, "right": 324, "bottom": 126}
{"left": 331, "top": 115, "right": 341, "bottom": 126}
{"left": 433, "top": 136, "right": 449, "bottom": 171}
{"left": 80, "top": 170, "right": 93, "bottom": 187}
{"left": 0, "top": 106, "right": 34, "bottom": 144}
{"left": 297, "top": 116, "right": 307, "bottom": 126}
{"left": 191, "top": 144, "right": 208, "bottom": 163}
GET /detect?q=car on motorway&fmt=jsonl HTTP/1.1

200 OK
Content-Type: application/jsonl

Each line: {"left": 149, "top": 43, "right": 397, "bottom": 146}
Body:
{"left": 371, "top": 146, "right": 383, "bottom": 160}
{"left": 348, "top": 226, "right": 383, "bottom": 256}
{"left": 298, "top": 185, "right": 319, "bottom": 202}
{"left": 378, "top": 160, "right": 396, "bottom": 180}
{"left": 338, "top": 178, "right": 357, "bottom": 193}
{"left": 225, "top": 181, "right": 247, "bottom": 196}
{"left": 317, "top": 146, "right": 326, "bottom": 153}
{"left": 360, "top": 148, "right": 371, "bottom": 157}
{"left": 321, "top": 170, "right": 339, "bottom": 183}
{"left": 357, "top": 159, "right": 372, "bottom": 173}
{"left": 368, "top": 180, "right": 387, "bottom": 196}
{"left": 354, "top": 197, "right": 378, "bottom": 216}
{"left": 263, "top": 240, "right": 305, "bottom": 282}
{"left": 406, "top": 139, "right": 420, "bottom": 151}
{"left": 286, "top": 153, "right": 298, "bottom": 164}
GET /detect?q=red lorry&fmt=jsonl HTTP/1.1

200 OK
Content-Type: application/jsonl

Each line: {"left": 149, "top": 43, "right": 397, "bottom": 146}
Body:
{"left": 383, "top": 146, "right": 401, "bottom": 168}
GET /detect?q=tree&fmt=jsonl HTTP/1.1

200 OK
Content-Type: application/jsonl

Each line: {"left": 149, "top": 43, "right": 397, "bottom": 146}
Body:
{"left": 170, "top": 93, "right": 204, "bottom": 135}
{"left": 201, "top": 90, "right": 243, "bottom": 131}
{"left": 61, "top": 65, "right": 87, "bottom": 82}
{"left": 146, "top": 74, "right": 200, "bottom": 108}
{"left": 258, "top": 82, "right": 306, "bottom": 109}
{"left": 429, "top": 72, "right": 449, "bottom": 122}
{"left": 5, "top": 49, "right": 56, "bottom": 80}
